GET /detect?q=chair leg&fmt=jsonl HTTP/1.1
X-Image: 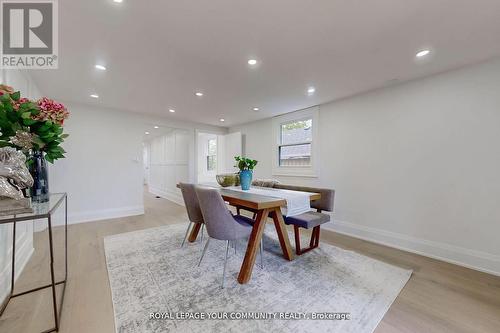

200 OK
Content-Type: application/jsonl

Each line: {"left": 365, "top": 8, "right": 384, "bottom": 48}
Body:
{"left": 314, "top": 226, "right": 320, "bottom": 247}
{"left": 259, "top": 239, "right": 264, "bottom": 269}
{"left": 222, "top": 240, "right": 230, "bottom": 288}
{"left": 181, "top": 222, "right": 193, "bottom": 247}
{"left": 293, "top": 226, "right": 321, "bottom": 255}
{"left": 252, "top": 212, "right": 257, "bottom": 220}
{"left": 294, "top": 225, "right": 302, "bottom": 255}
{"left": 236, "top": 207, "right": 241, "bottom": 215}
{"left": 198, "top": 238, "right": 210, "bottom": 267}
{"left": 200, "top": 223, "right": 205, "bottom": 244}
{"left": 309, "top": 226, "right": 317, "bottom": 248}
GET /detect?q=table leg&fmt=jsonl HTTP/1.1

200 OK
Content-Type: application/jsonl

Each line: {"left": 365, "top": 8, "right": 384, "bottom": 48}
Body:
{"left": 58, "top": 195, "right": 69, "bottom": 326}
{"left": 10, "top": 220, "right": 16, "bottom": 295}
{"left": 269, "top": 208, "right": 294, "bottom": 261}
{"left": 47, "top": 216, "right": 59, "bottom": 331}
{"left": 238, "top": 209, "right": 270, "bottom": 284}
{"left": 0, "top": 221, "right": 17, "bottom": 316}
{"left": 187, "top": 223, "right": 201, "bottom": 243}
{"left": 65, "top": 195, "right": 68, "bottom": 280}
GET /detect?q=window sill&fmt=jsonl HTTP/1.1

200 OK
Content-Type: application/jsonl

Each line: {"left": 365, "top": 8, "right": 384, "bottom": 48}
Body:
{"left": 272, "top": 168, "right": 318, "bottom": 178}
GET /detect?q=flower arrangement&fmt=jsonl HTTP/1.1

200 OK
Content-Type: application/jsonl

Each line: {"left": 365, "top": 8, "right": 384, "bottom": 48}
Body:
{"left": 0, "top": 84, "right": 69, "bottom": 163}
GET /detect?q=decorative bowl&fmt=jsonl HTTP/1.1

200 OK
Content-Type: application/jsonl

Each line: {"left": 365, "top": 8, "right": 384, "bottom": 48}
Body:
{"left": 216, "top": 173, "right": 238, "bottom": 187}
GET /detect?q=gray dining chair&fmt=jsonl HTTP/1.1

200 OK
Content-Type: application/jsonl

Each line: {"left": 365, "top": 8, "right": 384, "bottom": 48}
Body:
{"left": 179, "top": 183, "right": 205, "bottom": 247}
{"left": 195, "top": 186, "right": 263, "bottom": 288}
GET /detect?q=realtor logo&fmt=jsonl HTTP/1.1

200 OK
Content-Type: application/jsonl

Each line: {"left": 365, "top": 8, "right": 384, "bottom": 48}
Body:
{"left": 1, "top": 0, "right": 58, "bottom": 69}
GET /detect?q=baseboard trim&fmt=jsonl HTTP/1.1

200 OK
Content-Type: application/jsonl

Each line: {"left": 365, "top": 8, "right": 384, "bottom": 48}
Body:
{"left": 149, "top": 187, "right": 184, "bottom": 207}
{"left": 66, "top": 206, "right": 145, "bottom": 225}
{"left": 324, "top": 220, "right": 500, "bottom": 277}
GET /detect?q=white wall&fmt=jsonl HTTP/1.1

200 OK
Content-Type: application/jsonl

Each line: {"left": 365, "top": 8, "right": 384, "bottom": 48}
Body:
{"left": 230, "top": 58, "right": 500, "bottom": 276}
{"left": 49, "top": 103, "right": 226, "bottom": 223}
{"left": 147, "top": 129, "right": 190, "bottom": 205}
{"left": 48, "top": 104, "right": 145, "bottom": 223}
{"left": 0, "top": 69, "right": 42, "bottom": 304}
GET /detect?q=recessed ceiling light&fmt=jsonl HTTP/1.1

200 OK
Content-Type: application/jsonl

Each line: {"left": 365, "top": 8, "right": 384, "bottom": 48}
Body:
{"left": 145, "top": 131, "right": 150, "bottom": 135}
{"left": 169, "top": 109, "right": 175, "bottom": 113}
{"left": 95, "top": 64, "right": 106, "bottom": 71}
{"left": 195, "top": 92, "right": 204, "bottom": 97}
{"left": 247, "top": 59, "right": 258, "bottom": 66}
{"left": 416, "top": 49, "right": 431, "bottom": 58}
{"left": 219, "top": 118, "right": 225, "bottom": 122}
{"left": 154, "top": 126, "right": 159, "bottom": 129}
{"left": 113, "top": 0, "right": 123, "bottom": 3}
{"left": 90, "top": 94, "right": 99, "bottom": 98}
{"left": 253, "top": 107, "right": 259, "bottom": 111}
{"left": 307, "top": 87, "right": 316, "bottom": 95}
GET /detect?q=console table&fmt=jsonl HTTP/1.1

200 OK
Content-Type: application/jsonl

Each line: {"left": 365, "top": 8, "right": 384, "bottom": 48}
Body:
{"left": 0, "top": 193, "right": 68, "bottom": 333}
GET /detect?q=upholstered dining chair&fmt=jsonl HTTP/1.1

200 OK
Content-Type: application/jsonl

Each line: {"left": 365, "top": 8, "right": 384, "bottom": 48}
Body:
{"left": 179, "top": 183, "right": 205, "bottom": 247}
{"left": 274, "top": 184, "right": 335, "bottom": 255}
{"left": 195, "top": 187, "right": 264, "bottom": 288}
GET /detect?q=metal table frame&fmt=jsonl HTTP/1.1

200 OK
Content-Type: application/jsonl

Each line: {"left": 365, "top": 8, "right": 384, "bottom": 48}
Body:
{"left": 0, "top": 193, "right": 68, "bottom": 333}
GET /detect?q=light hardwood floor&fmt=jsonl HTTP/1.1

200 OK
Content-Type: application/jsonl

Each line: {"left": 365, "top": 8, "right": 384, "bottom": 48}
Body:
{"left": 1, "top": 191, "right": 499, "bottom": 332}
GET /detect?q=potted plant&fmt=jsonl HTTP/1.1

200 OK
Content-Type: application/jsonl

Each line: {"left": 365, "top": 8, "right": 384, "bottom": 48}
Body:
{"left": 0, "top": 85, "right": 69, "bottom": 202}
{"left": 234, "top": 156, "right": 258, "bottom": 190}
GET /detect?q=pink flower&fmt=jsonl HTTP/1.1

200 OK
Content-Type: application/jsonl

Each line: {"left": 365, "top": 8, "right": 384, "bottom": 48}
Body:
{"left": 34, "top": 97, "right": 69, "bottom": 125}
{"left": 13, "top": 97, "right": 31, "bottom": 111}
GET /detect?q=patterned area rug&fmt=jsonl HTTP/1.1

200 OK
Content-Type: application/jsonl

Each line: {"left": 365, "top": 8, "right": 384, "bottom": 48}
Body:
{"left": 104, "top": 223, "right": 411, "bottom": 333}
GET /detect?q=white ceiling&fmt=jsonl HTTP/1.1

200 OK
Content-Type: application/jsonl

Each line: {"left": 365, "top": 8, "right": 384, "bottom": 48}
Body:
{"left": 29, "top": 0, "right": 500, "bottom": 127}
{"left": 142, "top": 124, "right": 174, "bottom": 142}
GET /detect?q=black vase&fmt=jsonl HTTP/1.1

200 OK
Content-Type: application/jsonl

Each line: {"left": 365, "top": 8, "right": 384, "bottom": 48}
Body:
{"left": 29, "top": 151, "right": 49, "bottom": 203}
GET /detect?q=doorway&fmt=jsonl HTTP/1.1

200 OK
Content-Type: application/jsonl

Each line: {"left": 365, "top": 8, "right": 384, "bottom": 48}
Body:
{"left": 196, "top": 131, "right": 242, "bottom": 184}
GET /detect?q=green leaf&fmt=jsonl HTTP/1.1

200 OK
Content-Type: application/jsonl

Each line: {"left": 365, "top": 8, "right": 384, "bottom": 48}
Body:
{"left": 38, "top": 124, "right": 50, "bottom": 132}
{"left": 10, "top": 91, "right": 20, "bottom": 101}
{"left": 21, "top": 111, "right": 31, "bottom": 119}
{"left": 60, "top": 133, "right": 69, "bottom": 139}
{"left": 0, "top": 94, "right": 10, "bottom": 102}
{"left": 45, "top": 155, "right": 54, "bottom": 164}
{"left": 32, "top": 136, "right": 46, "bottom": 148}
{"left": 4, "top": 102, "right": 13, "bottom": 112}
{"left": 23, "top": 118, "right": 37, "bottom": 126}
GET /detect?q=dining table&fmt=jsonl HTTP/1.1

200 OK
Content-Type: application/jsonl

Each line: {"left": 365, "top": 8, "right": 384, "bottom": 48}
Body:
{"left": 178, "top": 184, "right": 321, "bottom": 284}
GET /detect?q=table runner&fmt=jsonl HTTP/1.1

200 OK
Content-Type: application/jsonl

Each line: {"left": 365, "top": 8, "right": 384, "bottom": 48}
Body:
{"left": 227, "top": 186, "right": 311, "bottom": 216}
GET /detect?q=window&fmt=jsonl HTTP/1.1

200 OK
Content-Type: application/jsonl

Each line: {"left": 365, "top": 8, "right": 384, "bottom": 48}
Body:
{"left": 279, "top": 119, "right": 312, "bottom": 166}
{"left": 206, "top": 138, "right": 217, "bottom": 171}
{"left": 272, "top": 107, "right": 319, "bottom": 177}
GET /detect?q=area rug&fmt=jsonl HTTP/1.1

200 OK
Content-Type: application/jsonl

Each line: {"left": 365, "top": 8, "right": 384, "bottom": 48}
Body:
{"left": 104, "top": 223, "right": 411, "bottom": 333}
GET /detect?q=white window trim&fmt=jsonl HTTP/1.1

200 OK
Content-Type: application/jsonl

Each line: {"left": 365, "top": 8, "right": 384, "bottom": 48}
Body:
{"left": 207, "top": 138, "right": 217, "bottom": 171}
{"left": 272, "top": 106, "right": 319, "bottom": 178}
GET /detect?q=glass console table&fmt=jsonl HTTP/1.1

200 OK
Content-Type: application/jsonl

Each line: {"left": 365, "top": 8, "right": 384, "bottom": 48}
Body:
{"left": 0, "top": 193, "right": 68, "bottom": 333}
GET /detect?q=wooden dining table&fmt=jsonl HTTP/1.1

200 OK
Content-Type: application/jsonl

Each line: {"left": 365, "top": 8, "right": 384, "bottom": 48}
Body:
{"left": 180, "top": 184, "right": 321, "bottom": 284}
